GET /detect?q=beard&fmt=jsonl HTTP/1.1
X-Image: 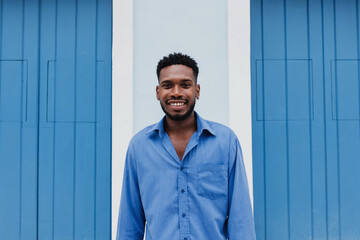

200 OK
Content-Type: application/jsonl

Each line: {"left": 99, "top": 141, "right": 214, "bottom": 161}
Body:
{"left": 160, "top": 98, "right": 196, "bottom": 122}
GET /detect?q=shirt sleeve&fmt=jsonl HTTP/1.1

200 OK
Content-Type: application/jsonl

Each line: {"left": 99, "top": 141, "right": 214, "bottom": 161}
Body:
{"left": 227, "top": 136, "right": 256, "bottom": 240}
{"left": 116, "top": 141, "right": 146, "bottom": 240}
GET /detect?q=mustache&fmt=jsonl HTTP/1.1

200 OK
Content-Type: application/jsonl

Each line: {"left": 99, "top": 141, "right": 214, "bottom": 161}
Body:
{"left": 166, "top": 97, "right": 188, "bottom": 102}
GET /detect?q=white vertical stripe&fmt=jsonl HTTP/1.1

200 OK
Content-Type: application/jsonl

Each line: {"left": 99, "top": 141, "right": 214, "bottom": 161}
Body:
{"left": 228, "top": 0, "right": 253, "bottom": 206}
{"left": 112, "top": 0, "right": 133, "bottom": 239}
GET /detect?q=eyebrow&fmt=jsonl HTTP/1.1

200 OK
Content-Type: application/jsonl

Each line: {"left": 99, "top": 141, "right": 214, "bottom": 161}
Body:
{"left": 160, "top": 80, "right": 172, "bottom": 85}
{"left": 160, "top": 79, "right": 193, "bottom": 84}
{"left": 181, "top": 79, "right": 193, "bottom": 83}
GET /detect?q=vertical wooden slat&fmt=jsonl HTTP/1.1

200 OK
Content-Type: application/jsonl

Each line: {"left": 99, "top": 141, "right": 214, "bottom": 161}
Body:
{"left": 307, "top": 1, "right": 329, "bottom": 239}
{"left": 285, "top": 1, "right": 313, "bottom": 239}
{"left": 261, "top": 1, "right": 289, "bottom": 240}
{"left": 38, "top": 1, "right": 58, "bottom": 240}
{"left": 22, "top": 0, "right": 40, "bottom": 239}
{"left": 53, "top": 0, "right": 76, "bottom": 239}
{"left": 96, "top": 0, "right": 111, "bottom": 238}
{"left": 75, "top": 0, "right": 97, "bottom": 239}
{"left": 0, "top": 124, "right": 22, "bottom": 239}
{"left": 19, "top": 2, "right": 25, "bottom": 238}
{"left": 0, "top": 0, "right": 2, "bottom": 124}
{"left": 77, "top": 0, "right": 96, "bottom": 122}
{"left": 333, "top": 0, "right": 360, "bottom": 239}
{"left": 21, "top": 13, "right": 39, "bottom": 234}
{"left": 323, "top": 0, "right": 341, "bottom": 238}
{"left": 72, "top": 2, "right": 78, "bottom": 239}
{"left": 38, "top": 0, "right": 56, "bottom": 239}
{"left": 320, "top": 0, "right": 333, "bottom": 239}
{"left": 250, "top": 0, "right": 265, "bottom": 238}
{"left": 0, "top": 1, "right": 27, "bottom": 239}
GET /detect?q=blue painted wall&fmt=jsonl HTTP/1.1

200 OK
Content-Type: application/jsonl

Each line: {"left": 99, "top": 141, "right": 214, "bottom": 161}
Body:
{"left": 251, "top": 0, "right": 360, "bottom": 239}
{"left": 0, "top": 0, "right": 112, "bottom": 239}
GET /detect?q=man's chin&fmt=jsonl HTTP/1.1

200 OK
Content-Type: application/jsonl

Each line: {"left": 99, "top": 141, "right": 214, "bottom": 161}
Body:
{"left": 166, "top": 113, "right": 190, "bottom": 121}
{"left": 165, "top": 109, "right": 195, "bottom": 122}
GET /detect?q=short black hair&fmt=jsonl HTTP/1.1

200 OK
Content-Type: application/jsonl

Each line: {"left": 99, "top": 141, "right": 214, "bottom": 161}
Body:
{"left": 156, "top": 52, "right": 199, "bottom": 81}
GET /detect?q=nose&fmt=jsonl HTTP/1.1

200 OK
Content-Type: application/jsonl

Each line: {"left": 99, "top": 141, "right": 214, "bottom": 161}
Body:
{"left": 171, "top": 84, "right": 182, "bottom": 97}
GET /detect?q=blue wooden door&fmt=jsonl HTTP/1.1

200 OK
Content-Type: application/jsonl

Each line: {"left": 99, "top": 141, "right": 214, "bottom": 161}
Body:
{"left": 251, "top": 0, "right": 360, "bottom": 239}
{"left": 0, "top": 0, "right": 112, "bottom": 239}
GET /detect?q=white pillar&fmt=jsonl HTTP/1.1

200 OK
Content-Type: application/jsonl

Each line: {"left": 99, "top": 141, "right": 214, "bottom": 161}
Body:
{"left": 228, "top": 0, "right": 253, "bottom": 207}
{"left": 112, "top": 0, "right": 133, "bottom": 239}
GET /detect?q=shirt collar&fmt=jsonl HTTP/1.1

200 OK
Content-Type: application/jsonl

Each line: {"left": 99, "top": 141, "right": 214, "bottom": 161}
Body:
{"left": 146, "top": 112, "right": 216, "bottom": 137}
{"left": 195, "top": 112, "right": 216, "bottom": 136}
{"left": 146, "top": 116, "right": 166, "bottom": 137}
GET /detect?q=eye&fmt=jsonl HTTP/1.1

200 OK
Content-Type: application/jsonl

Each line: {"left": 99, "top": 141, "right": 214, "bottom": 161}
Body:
{"left": 182, "top": 83, "right": 191, "bottom": 88}
{"left": 162, "top": 83, "right": 172, "bottom": 89}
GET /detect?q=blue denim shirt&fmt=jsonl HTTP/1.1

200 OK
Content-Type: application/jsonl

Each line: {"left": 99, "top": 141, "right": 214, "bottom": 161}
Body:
{"left": 116, "top": 113, "right": 256, "bottom": 240}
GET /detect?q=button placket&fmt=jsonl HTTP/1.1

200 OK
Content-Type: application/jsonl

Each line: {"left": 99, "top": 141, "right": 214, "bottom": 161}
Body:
{"left": 178, "top": 165, "right": 190, "bottom": 240}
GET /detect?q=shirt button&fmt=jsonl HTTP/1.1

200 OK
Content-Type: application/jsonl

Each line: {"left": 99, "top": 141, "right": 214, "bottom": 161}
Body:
{"left": 180, "top": 166, "right": 184, "bottom": 170}
{"left": 181, "top": 189, "right": 185, "bottom": 193}
{"left": 182, "top": 213, "right": 186, "bottom": 217}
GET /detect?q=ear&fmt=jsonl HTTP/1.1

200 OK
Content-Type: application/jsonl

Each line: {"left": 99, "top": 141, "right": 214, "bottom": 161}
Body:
{"left": 195, "top": 84, "right": 200, "bottom": 100}
{"left": 156, "top": 85, "right": 160, "bottom": 100}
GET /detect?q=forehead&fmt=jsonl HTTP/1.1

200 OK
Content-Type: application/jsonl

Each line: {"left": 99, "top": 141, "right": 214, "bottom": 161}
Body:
{"left": 159, "top": 64, "right": 195, "bottom": 83}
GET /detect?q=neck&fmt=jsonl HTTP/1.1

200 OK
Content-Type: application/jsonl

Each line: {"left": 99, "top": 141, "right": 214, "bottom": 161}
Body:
{"left": 164, "top": 112, "right": 197, "bottom": 134}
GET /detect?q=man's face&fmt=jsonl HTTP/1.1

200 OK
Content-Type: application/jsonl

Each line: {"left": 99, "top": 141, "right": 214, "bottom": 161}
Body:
{"left": 156, "top": 64, "right": 200, "bottom": 121}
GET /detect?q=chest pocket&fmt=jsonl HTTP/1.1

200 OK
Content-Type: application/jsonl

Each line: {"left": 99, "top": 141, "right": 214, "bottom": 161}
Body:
{"left": 197, "top": 165, "right": 228, "bottom": 200}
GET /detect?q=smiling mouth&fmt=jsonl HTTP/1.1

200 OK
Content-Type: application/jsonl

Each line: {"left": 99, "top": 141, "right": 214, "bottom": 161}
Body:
{"left": 169, "top": 102, "right": 185, "bottom": 106}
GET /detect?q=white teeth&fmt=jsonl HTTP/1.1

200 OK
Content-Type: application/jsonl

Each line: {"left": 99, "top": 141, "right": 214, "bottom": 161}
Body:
{"left": 169, "top": 102, "right": 184, "bottom": 106}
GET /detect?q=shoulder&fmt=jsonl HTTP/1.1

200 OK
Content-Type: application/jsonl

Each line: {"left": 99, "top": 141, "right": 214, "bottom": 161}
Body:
{"left": 203, "top": 118, "right": 238, "bottom": 141}
{"left": 128, "top": 124, "right": 156, "bottom": 146}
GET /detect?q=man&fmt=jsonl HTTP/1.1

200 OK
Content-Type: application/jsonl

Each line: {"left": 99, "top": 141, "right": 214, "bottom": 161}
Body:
{"left": 117, "top": 53, "right": 256, "bottom": 240}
